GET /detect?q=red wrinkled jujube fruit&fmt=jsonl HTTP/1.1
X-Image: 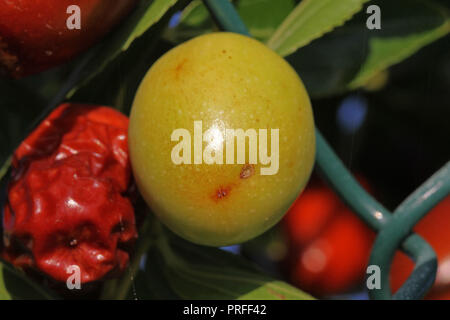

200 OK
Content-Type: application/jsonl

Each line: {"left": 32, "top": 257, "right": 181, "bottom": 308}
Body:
{"left": 2, "top": 103, "right": 137, "bottom": 284}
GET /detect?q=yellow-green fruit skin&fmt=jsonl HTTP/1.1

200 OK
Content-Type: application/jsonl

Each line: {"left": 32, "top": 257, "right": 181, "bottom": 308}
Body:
{"left": 129, "top": 32, "right": 315, "bottom": 246}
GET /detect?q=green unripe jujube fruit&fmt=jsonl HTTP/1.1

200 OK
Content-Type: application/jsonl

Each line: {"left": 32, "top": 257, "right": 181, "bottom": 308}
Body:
{"left": 129, "top": 32, "right": 315, "bottom": 246}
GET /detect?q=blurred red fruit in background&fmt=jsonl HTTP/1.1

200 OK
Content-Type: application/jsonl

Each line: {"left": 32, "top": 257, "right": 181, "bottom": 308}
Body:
{"left": 282, "top": 176, "right": 375, "bottom": 297}
{"left": 390, "top": 196, "right": 450, "bottom": 300}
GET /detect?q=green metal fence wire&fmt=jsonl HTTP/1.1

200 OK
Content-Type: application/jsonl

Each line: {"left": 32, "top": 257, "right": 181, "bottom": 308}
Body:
{"left": 203, "top": 0, "right": 450, "bottom": 300}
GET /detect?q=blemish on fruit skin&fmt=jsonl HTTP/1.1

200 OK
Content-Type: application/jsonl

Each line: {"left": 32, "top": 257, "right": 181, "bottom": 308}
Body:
{"left": 174, "top": 58, "right": 188, "bottom": 79}
{"left": 240, "top": 164, "right": 255, "bottom": 179}
{"left": 220, "top": 49, "right": 232, "bottom": 59}
{"left": 212, "top": 185, "right": 232, "bottom": 202}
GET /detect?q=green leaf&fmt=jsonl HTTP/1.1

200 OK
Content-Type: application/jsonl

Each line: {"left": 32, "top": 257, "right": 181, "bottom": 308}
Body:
{"left": 267, "top": 0, "right": 370, "bottom": 57}
{"left": 147, "top": 231, "right": 313, "bottom": 300}
{"left": 133, "top": 248, "right": 180, "bottom": 300}
{"left": 69, "top": 0, "right": 179, "bottom": 94}
{"left": 285, "top": 19, "right": 369, "bottom": 97}
{"left": 287, "top": 0, "right": 450, "bottom": 97}
{"left": 237, "top": 0, "right": 295, "bottom": 41}
{"left": 0, "top": 261, "right": 57, "bottom": 300}
{"left": 181, "top": 0, "right": 211, "bottom": 26}
{"left": 123, "top": 0, "right": 180, "bottom": 50}
{"left": 348, "top": 0, "right": 450, "bottom": 88}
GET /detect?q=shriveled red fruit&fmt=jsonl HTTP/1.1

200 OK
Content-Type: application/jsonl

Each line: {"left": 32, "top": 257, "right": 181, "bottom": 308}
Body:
{"left": 0, "top": 0, "right": 137, "bottom": 78}
{"left": 282, "top": 178, "right": 375, "bottom": 296}
{"left": 2, "top": 103, "right": 137, "bottom": 284}
{"left": 390, "top": 196, "right": 450, "bottom": 300}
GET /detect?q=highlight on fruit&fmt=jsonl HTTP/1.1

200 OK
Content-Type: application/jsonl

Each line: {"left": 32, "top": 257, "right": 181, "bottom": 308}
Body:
{"left": 170, "top": 120, "right": 280, "bottom": 175}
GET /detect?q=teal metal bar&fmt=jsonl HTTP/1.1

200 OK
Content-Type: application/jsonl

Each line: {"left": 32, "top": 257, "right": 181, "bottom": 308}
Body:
{"left": 203, "top": 0, "right": 446, "bottom": 300}
{"left": 369, "top": 162, "right": 449, "bottom": 299}
{"left": 316, "top": 129, "right": 440, "bottom": 300}
{"left": 203, "top": 0, "right": 249, "bottom": 35}
{"left": 315, "top": 130, "right": 390, "bottom": 230}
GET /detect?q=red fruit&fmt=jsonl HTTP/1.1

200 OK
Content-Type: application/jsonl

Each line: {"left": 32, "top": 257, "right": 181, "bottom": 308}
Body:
{"left": 282, "top": 178, "right": 375, "bottom": 296}
{"left": 2, "top": 103, "right": 137, "bottom": 284}
{"left": 0, "top": 0, "right": 137, "bottom": 78}
{"left": 283, "top": 187, "right": 339, "bottom": 248}
{"left": 390, "top": 196, "right": 450, "bottom": 300}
